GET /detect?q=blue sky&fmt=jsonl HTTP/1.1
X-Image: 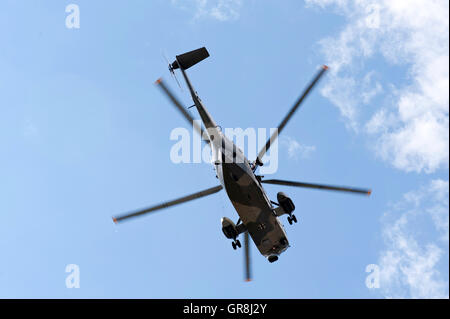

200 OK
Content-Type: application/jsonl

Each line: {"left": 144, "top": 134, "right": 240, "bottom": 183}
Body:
{"left": 0, "top": 0, "right": 448, "bottom": 298}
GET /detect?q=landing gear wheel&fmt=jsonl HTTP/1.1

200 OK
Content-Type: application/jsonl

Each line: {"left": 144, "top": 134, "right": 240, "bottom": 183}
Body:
{"left": 287, "top": 216, "right": 293, "bottom": 225}
{"left": 292, "top": 214, "right": 297, "bottom": 223}
{"left": 236, "top": 240, "right": 241, "bottom": 248}
{"left": 232, "top": 242, "right": 237, "bottom": 250}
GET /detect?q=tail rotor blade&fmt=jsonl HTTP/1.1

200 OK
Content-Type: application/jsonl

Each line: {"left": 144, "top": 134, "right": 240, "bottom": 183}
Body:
{"left": 244, "top": 231, "right": 252, "bottom": 282}
{"left": 161, "top": 49, "right": 171, "bottom": 66}
{"left": 161, "top": 50, "right": 183, "bottom": 91}
{"left": 172, "top": 73, "right": 183, "bottom": 90}
{"left": 169, "top": 66, "right": 183, "bottom": 91}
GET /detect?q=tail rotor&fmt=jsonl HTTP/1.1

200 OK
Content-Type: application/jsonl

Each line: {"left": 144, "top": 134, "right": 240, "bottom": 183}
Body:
{"left": 162, "top": 50, "right": 183, "bottom": 91}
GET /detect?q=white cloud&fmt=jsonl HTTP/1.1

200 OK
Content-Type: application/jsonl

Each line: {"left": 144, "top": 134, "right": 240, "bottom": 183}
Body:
{"left": 306, "top": 0, "right": 449, "bottom": 173}
{"left": 172, "top": 0, "right": 242, "bottom": 22}
{"left": 281, "top": 136, "right": 316, "bottom": 160}
{"left": 377, "top": 179, "right": 449, "bottom": 298}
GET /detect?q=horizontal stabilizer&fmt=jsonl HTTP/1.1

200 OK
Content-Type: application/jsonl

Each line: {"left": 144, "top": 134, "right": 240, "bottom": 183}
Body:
{"left": 172, "top": 47, "right": 210, "bottom": 70}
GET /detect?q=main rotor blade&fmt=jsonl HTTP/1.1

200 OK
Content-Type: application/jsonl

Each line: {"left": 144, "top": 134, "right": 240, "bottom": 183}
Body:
{"left": 155, "top": 78, "right": 208, "bottom": 144}
{"left": 113, "top": 185, "right": 223, "bottom": 223}
{"left": 261, "top": 179, "right": 371, "bottom": 196}
{"left": 257, "top": 65, "right": 328, "bottom": 161}
{"left": 244, "top": 231, "right": 252, "bottom": 282}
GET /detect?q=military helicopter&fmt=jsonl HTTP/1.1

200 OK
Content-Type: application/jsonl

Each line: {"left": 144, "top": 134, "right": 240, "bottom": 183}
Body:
{"left": 113, "top": 47, "right": 371, "bottom": 281}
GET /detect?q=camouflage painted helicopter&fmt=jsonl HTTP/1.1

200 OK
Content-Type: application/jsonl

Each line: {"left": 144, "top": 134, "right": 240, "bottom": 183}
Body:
{"left": 113, "top": 47, "right": 371, "bottom": 281}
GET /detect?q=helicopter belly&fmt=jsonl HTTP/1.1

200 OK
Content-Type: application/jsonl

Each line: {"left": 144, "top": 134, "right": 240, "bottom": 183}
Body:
{"left": 220, "top": 162, "right": 289, "bottom": 257}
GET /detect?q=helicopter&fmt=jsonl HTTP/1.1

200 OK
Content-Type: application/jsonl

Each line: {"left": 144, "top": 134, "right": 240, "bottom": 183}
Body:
{"left": 113, "top": 47, "right": 371, "bottom": 281}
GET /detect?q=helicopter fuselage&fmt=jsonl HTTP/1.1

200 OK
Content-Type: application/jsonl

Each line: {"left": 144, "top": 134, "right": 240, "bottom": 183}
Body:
{"left": 214, "top": 135, "right": 290, "bottom": 258}
{"left": 179, "top": 66, "right": 290, "bottom": 259}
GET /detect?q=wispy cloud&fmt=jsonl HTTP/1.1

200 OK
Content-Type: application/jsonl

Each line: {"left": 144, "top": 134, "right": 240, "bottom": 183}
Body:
{"left": 281, "top": 136, "right": 316, "bottom": 160}
{"left": 378, "top": 179, "right": 449, "bottom": 298}
{"left": 172, "top": 0, "right": 242, "bottom": 22}
{"left": 306, "top": 0, "right": 449, "bottom": 173}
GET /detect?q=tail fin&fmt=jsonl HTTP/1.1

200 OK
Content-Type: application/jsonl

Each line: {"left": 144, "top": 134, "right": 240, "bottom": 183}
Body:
{"left": 171, "top": 47, "right": 209, "bottom": 71}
